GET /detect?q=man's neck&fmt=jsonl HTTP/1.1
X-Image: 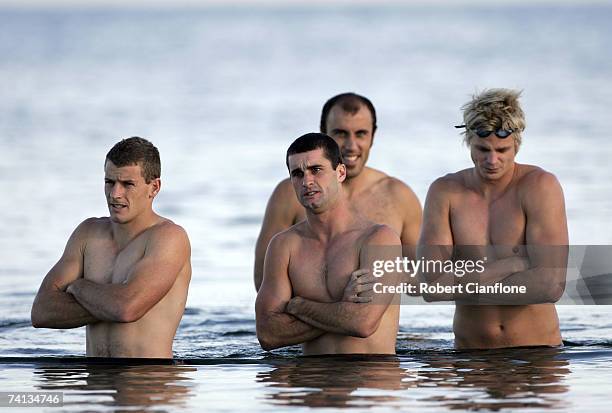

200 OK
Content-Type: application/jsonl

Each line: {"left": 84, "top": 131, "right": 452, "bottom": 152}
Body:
{"left": 472, "top": 163, "right": 518, "bottom": 201}
{"left": 342, "top": 167, "right": 372, "bottom": 198}
{"left": 111, "top": 209, "right": 160, "bottom": 248}
{"left": 305, "top": 194, "right": 353, "bottom": 242}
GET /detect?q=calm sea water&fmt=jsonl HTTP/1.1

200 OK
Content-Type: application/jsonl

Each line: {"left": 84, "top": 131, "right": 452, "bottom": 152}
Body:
{"left": 1, "top": 3, "right": 612, "bottom": 411}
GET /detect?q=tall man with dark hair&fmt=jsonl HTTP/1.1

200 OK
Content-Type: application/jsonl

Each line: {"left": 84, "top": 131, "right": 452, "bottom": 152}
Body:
{"left": 256, "top": 133, "right": 402, "bottom": 355}
{"left": 254, "top": 93, "right": 422, "bottom": 291}
{"left": 31, "top": 137, "right": 192, "bottom": 358}
{"left": 418, "top": 89, "right": 568, "bottom": 349}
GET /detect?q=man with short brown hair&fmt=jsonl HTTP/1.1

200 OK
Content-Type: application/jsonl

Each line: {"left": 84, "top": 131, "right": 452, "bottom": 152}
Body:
{"left": 254, "top": 93, "right": 422, "bottom": 291}
{"left": 31, "top": 137, "right": 192, "bottom": 358}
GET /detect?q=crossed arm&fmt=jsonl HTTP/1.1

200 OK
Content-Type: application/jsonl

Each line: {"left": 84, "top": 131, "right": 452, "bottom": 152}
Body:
{"left": 417, "top": 174, "right": 568, "bottom": 304}
{"left": 255, "top": 227, "right": 401, "bottom": 351}
{"left": 32, "top": 220, "right": 190, "bottom": 328}
{"left": 31, "top": 220, "right": 99, "bottom": 328}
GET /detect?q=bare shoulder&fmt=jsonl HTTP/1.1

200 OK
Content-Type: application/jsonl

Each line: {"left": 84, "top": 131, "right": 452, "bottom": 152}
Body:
{"left": 365, "top": 224, "right": 401, "bottom": 245}
{"left": 427, "top": 170, "right": 468, "bottom": 197}
{"left": 267, "top": 222, "right": 303, "bottom": 250}
{"left": 517, "top": 164, "right": 561, "bottom": 186}
{"left": 149, "top": 219, "right": 189, "bottom": 241}
{"left": 516, "top": 164, "right": 564, "bottom": 198}
{"left": 272, "top": 178, "right": 300, "bottom": 204}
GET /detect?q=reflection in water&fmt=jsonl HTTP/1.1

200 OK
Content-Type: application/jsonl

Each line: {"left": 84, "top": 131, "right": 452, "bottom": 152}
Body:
{"left": 257, "top": 355, "right": 408, "bottom": 408}
{"left": 32, "top": 362, "right": 196, "bottom": 409}
{"left": 258, "top": 348, "right": 570, "bottom": 410}
{"left": 415, "top": 347, "right": 571, "bottom": 411}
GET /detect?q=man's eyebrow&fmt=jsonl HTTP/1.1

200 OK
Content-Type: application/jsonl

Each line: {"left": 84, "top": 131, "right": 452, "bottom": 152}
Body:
{"left": 290, "top": 167, "right": 303, "bottom": 175}
{"left": 306, "top": 164, "right": 324, "bottom": 169}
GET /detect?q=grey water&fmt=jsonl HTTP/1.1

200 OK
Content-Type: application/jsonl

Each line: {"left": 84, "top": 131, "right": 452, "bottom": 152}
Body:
{"left": 1, "top": 2, "right": 612, "bottom": 411}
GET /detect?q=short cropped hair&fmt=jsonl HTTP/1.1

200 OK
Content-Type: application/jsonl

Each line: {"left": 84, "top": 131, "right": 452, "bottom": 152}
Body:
{"left": 105, "top": 137, "right": 161, "bottom": 183}
{"left": 320, "top": 92, "right": 378, "bottom": 134}
{"left": 286, "top": 133, "right": 343, "bottom": 171}
{"left": 461, "top": 88, "right": 526, "bottom": 148}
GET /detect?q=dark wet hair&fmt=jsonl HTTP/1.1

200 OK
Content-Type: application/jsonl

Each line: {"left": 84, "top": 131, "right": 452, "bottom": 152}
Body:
{"left": 286, "top": 133, "right": 343, "bottom": 171}
{"left": 105, "top": 137, "right": 161, "bottom": 183}
{"left": 320, "top": 92, "right": 378, "bottom": 134}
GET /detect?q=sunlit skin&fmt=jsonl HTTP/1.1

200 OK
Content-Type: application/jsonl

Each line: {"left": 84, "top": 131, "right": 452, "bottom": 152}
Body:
{"left": 325, "top": 105, "right": 373, "bottom": 180}
{"left": 419, "top": 126, "right": 568, "bottom": 349}
{"left": 288, "top": 149, "right": 346, "bottom": 214}
{"left": 253, "top": 102, "right": 423, "bottom": 292}
{"left": 31, "top": 157, "right": 192, "bottom": 358}
{"left": 256, "top": 148, "right": 401, "bottom": 355}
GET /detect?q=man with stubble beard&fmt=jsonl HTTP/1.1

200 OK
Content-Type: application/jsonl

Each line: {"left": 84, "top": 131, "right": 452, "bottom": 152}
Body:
{"left": 256, "top": 133, "right": 401, "bottom": 355}
{"left": 31, "top": 137, "right": 191, "bottom": 358}
{"left": 254, "top": 93, "right": 422, "bottom": 291}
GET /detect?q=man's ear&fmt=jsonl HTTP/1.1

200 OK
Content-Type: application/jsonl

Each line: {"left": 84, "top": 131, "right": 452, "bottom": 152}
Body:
{"left": 337, "top": 164, "right": 347, "bottom": 183}
{"left": 149, "top": 178, "right": 161, "bottom": 199}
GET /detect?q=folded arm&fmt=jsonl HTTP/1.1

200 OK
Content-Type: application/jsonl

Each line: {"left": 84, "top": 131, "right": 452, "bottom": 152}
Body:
{"left": 31, "top": 219, "right": 99, "bottom": 329}
{"left": 286, "top": 226, "right": 401, "bottom": 338}
{"left": 67, "top": 223, "right": 190, "bottom": 323}
{"left": 255, "top": 233, "right": 324, "bottom": 351}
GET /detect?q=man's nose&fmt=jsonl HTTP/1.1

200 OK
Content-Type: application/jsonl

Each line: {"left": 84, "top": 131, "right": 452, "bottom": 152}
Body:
{"left": 302, "top": 172, "right": 315, "bottom": 186}
{"left": 486, "top": 152, "right": 498, "bottom": 164}
{"left": 110, "top": 183, "right": 125, "bottom": 198}
{"left": 342, "top": 135, "right": 358, "bottom": 151}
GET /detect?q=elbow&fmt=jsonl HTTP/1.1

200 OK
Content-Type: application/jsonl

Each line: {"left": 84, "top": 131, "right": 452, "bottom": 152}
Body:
{"left": 31, "top": 307, "right": 46, "bottom": 328}
{"left": 31, "top": 298, "right": 49, "bottom": 328}
{"left": 544, "top": 283, "right": 565, "bottom": 303}
{"left": 256, "top": 326, "right": 280, "bottom": 351}
{"left": 115, "top": 302, "right": 144, "bottom": 323}
{"left": 257, "top": 335, "right": 278, "bottom": 352}
{"left": 353, "top": 318, "right": 380, "bottom": 338}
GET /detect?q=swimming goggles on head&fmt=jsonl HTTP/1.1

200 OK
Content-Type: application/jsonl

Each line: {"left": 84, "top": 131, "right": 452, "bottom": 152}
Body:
{"left": 454, "top": 124, "right": 515, "bottom": 139}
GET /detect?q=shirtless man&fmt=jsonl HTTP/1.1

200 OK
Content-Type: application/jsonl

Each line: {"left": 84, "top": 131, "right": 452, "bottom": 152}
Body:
{"left": 31, "top": 137, "right": 191, "bottom": 358}
{"left": 256, "top": 133, "right": 402, "bottom": 355}
{"left": 418, "top": 89, "right": 568, "bottom": 349}
{"left": 254, "top": 93, "right": 421, "bottom": 291}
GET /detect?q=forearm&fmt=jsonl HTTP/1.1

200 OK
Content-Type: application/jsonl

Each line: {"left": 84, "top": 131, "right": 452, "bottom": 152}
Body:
{"left": 31, "top": 291, "right": 99, "bottom": 328}
{"left": 68, "top": 280, "right": 128, "bottom": 322}
{"left": 420, "top": 256, "right": 527, "bottom": 302}
{"left": 287, "top": 297, "right": 377, "bottom": 338}
{"left": 475, "top": 267, "right": 566, "bottom": 305}
{"left": 257, "top": 311, "right": 324, "bottom": 350}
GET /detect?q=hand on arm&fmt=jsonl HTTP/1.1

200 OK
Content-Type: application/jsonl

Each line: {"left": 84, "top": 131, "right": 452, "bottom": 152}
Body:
{"left": 477, "top": 173, "right": 568, "bottom": 304}
{"left": 255, "top": 233, "right": 324, "bottom": 351}
{"left": 67, "top": 224, "right": 190, "bottom": 323}
{"left": 416, "top": 179, "right": 528, "bottom": 302}
{"left": 31, "top": 220, "right": 99, "bottom": 329}
{"left": 286, "top": 226, "right": 402, "bottom": 338}
{"left": 254, "top": 179, "right": 301, "bottom": 292}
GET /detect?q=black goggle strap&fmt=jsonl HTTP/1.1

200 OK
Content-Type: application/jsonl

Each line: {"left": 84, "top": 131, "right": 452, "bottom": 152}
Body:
{"left": 454, "top": 124, "right": 514, "bottom": 139}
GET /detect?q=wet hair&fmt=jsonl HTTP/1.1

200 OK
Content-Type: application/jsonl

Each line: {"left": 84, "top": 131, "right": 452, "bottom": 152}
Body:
{"left": 286, "top": 133, "right": 343, "bottom": 171}
{"left": 105, "top": 137, "right": 161, "bottom": 183}
{"left": 460, "top": 88, "right": 526, "bottom": 148}
{"left": 320, "top": 92, "right": 378, "bottom": 134}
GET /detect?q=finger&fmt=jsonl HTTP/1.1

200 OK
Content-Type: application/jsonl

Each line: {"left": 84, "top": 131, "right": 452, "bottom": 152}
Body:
{"left": 350, "top": 296, "right": 372, "bottom": 303}
{"left": 351, "top": 269, "right": 369, "bottom": 278}
{"left": 357, "top": 274, "right": 377, "bottom": 284}
{"left": 356, "top": 283, "right": 375, "bottom": 293}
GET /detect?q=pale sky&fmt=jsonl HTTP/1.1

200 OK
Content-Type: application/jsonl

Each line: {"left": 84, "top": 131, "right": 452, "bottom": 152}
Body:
{"left": 0, "top": 0, "right": 608, "bottom": 8}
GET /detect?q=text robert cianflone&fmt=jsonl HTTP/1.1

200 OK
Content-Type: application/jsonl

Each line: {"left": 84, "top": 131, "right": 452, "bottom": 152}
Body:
{"left": 373, "top": 282, "right": 527, "bottom": 295}
{"left": 372, "top": 257, "right": 487, "bottom": 278}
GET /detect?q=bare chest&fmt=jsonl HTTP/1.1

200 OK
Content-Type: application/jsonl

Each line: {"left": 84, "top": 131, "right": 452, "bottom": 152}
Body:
{"left": 450, "top": 190, "right": 526, "bottom": 247}
{"left": 83, "top": 237, "right": 147, "bottom": 284}
{"left": 289, "top": 234, "right": 363, "bottom": 302}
